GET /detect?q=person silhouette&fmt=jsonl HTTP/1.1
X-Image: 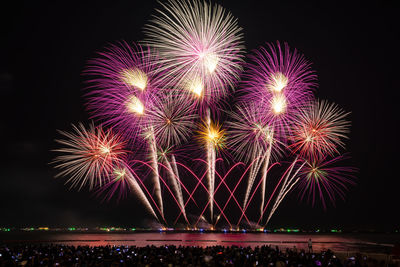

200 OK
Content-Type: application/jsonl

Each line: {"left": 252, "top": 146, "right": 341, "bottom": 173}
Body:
{"left": 308, "top": 238, "right": 313, "bottom": 253}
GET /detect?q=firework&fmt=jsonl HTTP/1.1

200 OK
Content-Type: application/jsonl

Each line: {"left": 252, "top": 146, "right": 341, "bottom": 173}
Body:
{"left": 51, "top": 0, "right": 357, "bottom": 228}
{"left": 53, "top": 123, "right": 127, "bottom": 190}
{"left": 145, "top": 0, "right": 244, "bottom": 223}
{"left": 236, "top": 42, "right": 316, "bottom": 221}
{"left": 227, "top": 103, "right": 280, "bottom": 212}
{"left": 148, "top": 94, "right": 197, "bottom": 149}
{"left": 159, "top": 153, "right": 188, "bottom": 223}
{"left": 144, "top": 0, "right": 245, "bottom": 107}
{"left": 227, "top": 103, "right": 280, "bottom": 162}
{"left": 262, "top": 157, "right": 306, "bottom": 226}
{"left": 147, "top": 93, "right": 198, "bottom": 223}
{"left": 85, "top": 41, "right": 165, "bottom": 141}
{"left": 85, "top": 41, "right": 170, "bottom": 217}
{"left": 101, "top": 164, "right": 159, "bottom": 219}
{"left": 241, "top": 41, "right": 317, "bottom": 139}
{"left": 197, "top": 119, "right": 226, "bottom": 151}
{"left": 97, "top": 166, "right": 131, "bottom": 203}
{"left": 261, "top": 100, "right": 351, "bottom": 225}
{"left": 197, "top": 118, "right": 225, "bottom": 222}
{"left": 289, "top": 99, "right": 351, "bottom": 160}
{"left": 85, "top": 41, "right": 164, "bottom": 93}
{"left": 297, "top": 155, "right": 356, "bottom": 209}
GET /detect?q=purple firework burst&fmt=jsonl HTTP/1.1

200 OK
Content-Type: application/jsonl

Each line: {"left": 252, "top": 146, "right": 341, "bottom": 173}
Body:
{"left": 241, "top": 41, "right": 317, "bottom": 140}
{"left": 296, "top": 155, "right": 357, "bottom": 209}
{"left": 84, "top": 41, "right": 167, "bottom": 143}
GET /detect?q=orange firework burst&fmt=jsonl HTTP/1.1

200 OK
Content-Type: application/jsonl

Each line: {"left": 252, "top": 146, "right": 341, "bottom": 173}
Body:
{"left": 197, "top": 120, "right": 226, "bottom": 150}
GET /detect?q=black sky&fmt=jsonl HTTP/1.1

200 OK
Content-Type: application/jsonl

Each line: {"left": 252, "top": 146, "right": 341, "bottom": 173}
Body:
{"left": 1, "top": 1, "right": 399, "bottom": 230}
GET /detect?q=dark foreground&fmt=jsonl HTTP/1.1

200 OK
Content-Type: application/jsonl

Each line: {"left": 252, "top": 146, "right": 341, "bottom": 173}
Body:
{"left": 1, "top": 244, "right": 399, "bottom": 267}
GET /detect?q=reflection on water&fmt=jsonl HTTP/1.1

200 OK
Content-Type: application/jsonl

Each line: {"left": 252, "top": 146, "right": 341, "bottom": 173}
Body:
{"left": 0, "top": 233, "right": 396, "bottom": 253}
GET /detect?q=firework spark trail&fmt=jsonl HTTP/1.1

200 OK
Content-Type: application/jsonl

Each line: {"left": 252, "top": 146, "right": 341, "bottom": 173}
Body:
{"left": 209, "top": 118, "right": 218, "bottom": 223}
{"left": 236, "top": 162, "right": 280, "bottom": 226}
{"left": 197, "top": 109, "right": 221, "bottom": 223}
{"left": 194, "top": 185, "right": 232, "bottom": 228}
{"left": 122, "top": 166, "right": 159, "bottom": 220}
{"left": 241, "top": 138, "right": 272, "bottom": 217}
{"left": 256, "top": 157, "right": 301, "bottom": 226}
{"left": 188, "top": 158, "right": 241, "bottom": 228}
{"left": 129, "top": 167, "right": 166, "bottom": 224}
{"left": 147, "top": 93, "right": 197, "bottom": 223}
{"left": 196, "top": 159, "right": 252, "bottom": 227}
{"left": 159, "top": 159, "right": 197, "bottom": 206}
{"left": 259, "top": 158, "right": 270, "bottom": 217}
{"left": 265, "top": 161, "right": 306, "bottom": 226}
{"left": 266, "top": 158, "right": 298, "bottom": 219}
{"left": 171, "top": 154, "right": 187, "bottom": 211}
{"left": 174, "top": 169, "right": 208, "bottom": 225}
{"left": 148, "top": 128, "right": 164, "bottom": 219}
{"left": 242, "top": 132, "right": 278, "bottom": 213}
{"left": 226, "top": 104, "right": 278, "bottom": 213}
{"left": 235, "top": 157, "right": 268, "bottom": 226}
{"left": 259, "top": 133, "right": 273, "bottom": 220}
{"left": 163, "top": 155, "right": 187, "bottom": 222}
{"left": 132, "top": 159, "right": 189, "bottom": 224}
{"left": 150, "top": 155, "right": 196, "bottom": 205}
{"left": 172, "top": 158, "right": 224, "bottom": 224}
{"left": 203, "top": 134, "right": 216, "bottom": 223}
{"left": 190, "top": 168, "right": 234, "bottom": 228}
{"left": 171, "top": 154, "right": 184, "bottom": 208}
{"left": 242, "top": 154, "right": 262, "bottom": 210}
{"left": 207, "top": 125, "right": 216, "bottom": 223}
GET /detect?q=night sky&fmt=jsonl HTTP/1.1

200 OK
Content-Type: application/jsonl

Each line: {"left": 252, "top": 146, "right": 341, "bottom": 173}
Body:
{"left": 1, "top": 1, "right": 398, "bottom": 230}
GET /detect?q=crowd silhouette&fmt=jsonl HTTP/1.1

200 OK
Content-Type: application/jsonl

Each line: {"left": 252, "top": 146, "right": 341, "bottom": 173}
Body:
{"left": 0, "top": 244, "right": 389, "bottom": 266}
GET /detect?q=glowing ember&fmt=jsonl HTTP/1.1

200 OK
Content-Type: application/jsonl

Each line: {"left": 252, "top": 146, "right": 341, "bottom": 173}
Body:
{"left": 121, "top": 68, "right": 148, "bottom": 90}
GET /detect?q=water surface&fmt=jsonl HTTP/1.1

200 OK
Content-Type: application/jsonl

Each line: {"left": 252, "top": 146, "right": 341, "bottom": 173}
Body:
{"left": 1, "top": 232, "right": 397, "bottom": 254}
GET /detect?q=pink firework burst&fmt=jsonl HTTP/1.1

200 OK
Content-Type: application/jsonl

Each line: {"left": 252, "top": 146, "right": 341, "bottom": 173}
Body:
{"left": 289, "top": 99, "right": 351, "bottom": 160}
{"left": 84, "top": 41, "right": 167, "bottom": 142}
{"left": 53, "top": 123, "right": 128, "bottom": 190}
{"left": 241, "top": 41, "right": 317, "bottom": 139}
{"left": 144, "top": 0, "right": 245, "bottom": 109}
{"left": 296, "top": 155, "right": 357, "bottom": 209}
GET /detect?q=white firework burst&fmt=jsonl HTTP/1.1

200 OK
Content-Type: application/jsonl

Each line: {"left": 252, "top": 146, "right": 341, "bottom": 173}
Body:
{"left": 144, "top": 0, "right": 245, "bottom": 105}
